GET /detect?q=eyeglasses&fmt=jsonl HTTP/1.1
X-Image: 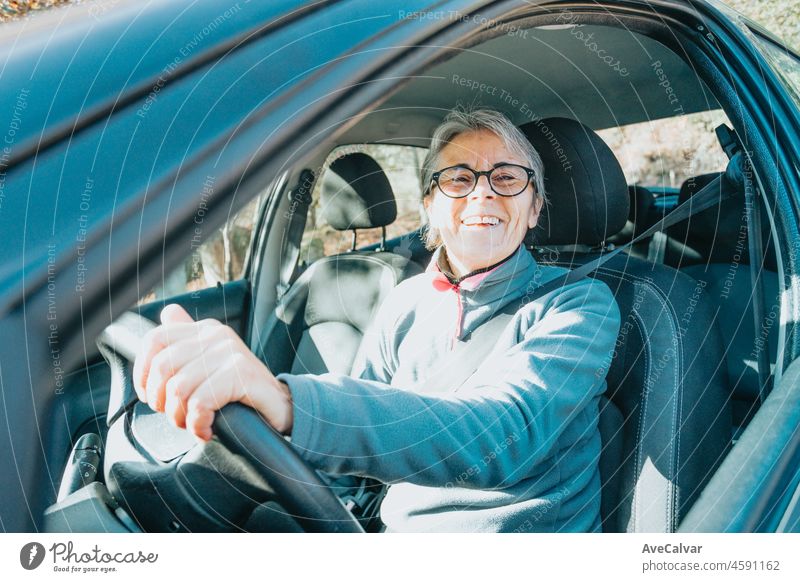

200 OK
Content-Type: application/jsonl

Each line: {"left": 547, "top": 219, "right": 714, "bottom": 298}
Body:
{"left": 431, "top": 163, "right": 537, "bottom": 199}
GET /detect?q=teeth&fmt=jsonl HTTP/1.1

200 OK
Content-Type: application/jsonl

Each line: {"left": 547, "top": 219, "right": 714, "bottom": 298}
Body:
{"left": 463, "top": 216, "right": 499, "bottom": 226}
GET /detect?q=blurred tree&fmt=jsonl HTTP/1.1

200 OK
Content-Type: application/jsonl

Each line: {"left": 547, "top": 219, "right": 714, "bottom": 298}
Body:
{"left": 1, "top": 0, "right": 69, "bottom": 21}
{"left": 723, "top": 0, "right": 800, "bottom": 51}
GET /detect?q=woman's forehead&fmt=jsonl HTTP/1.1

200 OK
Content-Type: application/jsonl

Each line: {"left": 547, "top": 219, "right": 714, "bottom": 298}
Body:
{"left": 438, "top": 130, "right": 526, "bottom": 166}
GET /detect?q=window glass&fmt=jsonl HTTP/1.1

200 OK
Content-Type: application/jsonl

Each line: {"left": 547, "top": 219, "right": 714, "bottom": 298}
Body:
{"left": 138, "top": 192, "right": 266, "bottom": 304}
{"left": 300, "top": 144, "right": 426, "bottom": 264}
{"left": 752, "top": 33, "right": 800, "bottom": 109}
{"left": 596, "top": 109, "right": 731, "bottom": 189}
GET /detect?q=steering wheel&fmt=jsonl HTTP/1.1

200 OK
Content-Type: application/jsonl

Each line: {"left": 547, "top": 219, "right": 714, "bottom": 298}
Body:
{"left": 97, "top": 311, "right": 364, "bottom": 533}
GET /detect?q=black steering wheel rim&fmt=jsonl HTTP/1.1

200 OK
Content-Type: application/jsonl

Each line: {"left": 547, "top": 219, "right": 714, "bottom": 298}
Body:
{"left": 212, "top": 403, "right": 364, "bottom": 533}
{"left": 99, "top": 310, "right": 364, "bottom": 533}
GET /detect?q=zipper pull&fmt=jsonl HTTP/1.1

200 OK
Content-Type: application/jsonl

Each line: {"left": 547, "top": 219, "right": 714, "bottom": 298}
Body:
{"left": 452, "top": 284, "right": 463, "bottom": 348}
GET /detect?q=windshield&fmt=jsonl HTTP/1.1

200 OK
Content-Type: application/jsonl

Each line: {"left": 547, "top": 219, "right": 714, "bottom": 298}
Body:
{"left": 751, "top": 33, "right": 800, "bottom": 109}
{"left": 702, "top": 0, "right": 800, "bottom": 107}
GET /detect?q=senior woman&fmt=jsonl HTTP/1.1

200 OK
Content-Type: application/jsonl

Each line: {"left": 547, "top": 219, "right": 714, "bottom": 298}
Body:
{"left": 133, "top": 107, "right": 621, "bottom": 533}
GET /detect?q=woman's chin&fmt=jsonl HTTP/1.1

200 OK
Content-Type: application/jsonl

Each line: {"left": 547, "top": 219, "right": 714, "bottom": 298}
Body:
{"left": 452, "top": 232, "right": 512, "bottom": 264}
{"left": 458, "top": 227, "right": 506, "bottom": 246}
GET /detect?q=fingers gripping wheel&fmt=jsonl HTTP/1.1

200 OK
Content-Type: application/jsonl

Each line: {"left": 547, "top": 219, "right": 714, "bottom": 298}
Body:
{"left": 99, "top": 311, "right": 364, "bottom": 533}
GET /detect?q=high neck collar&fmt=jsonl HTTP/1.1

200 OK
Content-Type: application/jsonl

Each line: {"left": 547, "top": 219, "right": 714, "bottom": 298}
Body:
{"left": 436, "top": 248, "right": 518, "bottom": 286}
{"left": 426, "top": 244, "right": 534, "bottom": 292}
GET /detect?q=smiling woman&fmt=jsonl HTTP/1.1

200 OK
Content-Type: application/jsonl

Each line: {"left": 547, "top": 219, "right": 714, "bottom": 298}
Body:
{"left": 132, "top": 105, "right": 622, "bottom": 533}
{"left": 420, "top": 107, "right": 547, "bottom": 276}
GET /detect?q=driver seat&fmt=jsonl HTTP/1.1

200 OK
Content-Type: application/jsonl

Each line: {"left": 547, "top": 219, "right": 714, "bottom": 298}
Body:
{"left": 521, "top": 118, "right": 733, "bottom": 532}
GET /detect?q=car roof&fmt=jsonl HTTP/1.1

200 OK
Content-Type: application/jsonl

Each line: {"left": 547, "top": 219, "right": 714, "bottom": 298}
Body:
{"left": 339, "top": 23, "right": 721, "bottom": 148}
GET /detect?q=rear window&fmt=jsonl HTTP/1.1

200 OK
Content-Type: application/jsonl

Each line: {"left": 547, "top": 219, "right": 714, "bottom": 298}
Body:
{"left": 300, "top": 144, "right": 426, "bottom": 263}
{"left": 596, "top": 109, "right": 731, "bottom": 189}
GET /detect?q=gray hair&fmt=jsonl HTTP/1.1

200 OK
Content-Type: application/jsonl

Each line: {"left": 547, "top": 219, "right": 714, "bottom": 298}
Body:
{"left": 420, "top": 107, "right": 547, "bottom": 250}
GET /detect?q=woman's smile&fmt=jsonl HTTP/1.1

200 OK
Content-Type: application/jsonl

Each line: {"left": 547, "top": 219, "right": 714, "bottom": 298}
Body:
{"left": 461, "top": 214, "right": 502, "bottom": 227}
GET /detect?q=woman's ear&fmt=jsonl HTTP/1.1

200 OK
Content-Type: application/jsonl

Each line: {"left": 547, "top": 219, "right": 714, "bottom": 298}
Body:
{"left": 422, "top": 193, "right": 434, "bottom": 222}
{"left": 527, "top": 196, "right": 544, "bottom": 229}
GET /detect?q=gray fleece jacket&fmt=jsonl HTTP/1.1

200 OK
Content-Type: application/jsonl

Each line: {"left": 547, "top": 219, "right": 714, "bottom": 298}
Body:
{"left": 277, "top": 244, "right": 621, "bottom": 532}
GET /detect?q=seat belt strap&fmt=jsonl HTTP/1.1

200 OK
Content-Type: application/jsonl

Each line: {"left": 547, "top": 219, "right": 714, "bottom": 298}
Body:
{"left": 420, "top": 154, "right": 740, "bottom": 394}
{"left": 716, "top": 124, "right": 772, "bottom": 401}
{"left": 277, "top": 169, "right": 315, "bottom": 299}
{"left": 418, "top": 300, "right": 521, "bottom": 393}
{"left": 745, "top": 165, "right": 770, "bottom": 402}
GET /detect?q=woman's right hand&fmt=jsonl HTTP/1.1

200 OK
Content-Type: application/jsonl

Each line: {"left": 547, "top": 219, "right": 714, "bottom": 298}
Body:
{"left": 132, "top": 303, "right": 293, "bottom": 441}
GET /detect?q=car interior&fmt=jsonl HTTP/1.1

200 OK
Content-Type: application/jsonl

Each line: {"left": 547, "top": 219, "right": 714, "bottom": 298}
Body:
{"left": 48, "top": 17, "right": 786, "bottom": 533}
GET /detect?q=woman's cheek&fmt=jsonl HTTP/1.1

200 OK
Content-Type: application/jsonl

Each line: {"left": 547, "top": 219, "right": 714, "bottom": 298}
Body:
{"left": 432, "top": 202, "right": 457, "bottom": 237}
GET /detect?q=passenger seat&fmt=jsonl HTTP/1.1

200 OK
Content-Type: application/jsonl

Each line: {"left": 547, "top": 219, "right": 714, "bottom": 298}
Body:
{"left": 256, "top": 152, "right": 423, "bottom": 377}
{"left": 253, "top": 152, "right": 424, "bottom": 531}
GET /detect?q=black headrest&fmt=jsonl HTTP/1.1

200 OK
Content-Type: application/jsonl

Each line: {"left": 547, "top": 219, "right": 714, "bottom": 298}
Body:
{"left": 519, "top": 118, "right": 629, "bottom": 246}
{"left": 320, "top": 153, "right": 397, "bottom": 231}
{"left": 628, "top": 184, "right": 656, "bottom": 237}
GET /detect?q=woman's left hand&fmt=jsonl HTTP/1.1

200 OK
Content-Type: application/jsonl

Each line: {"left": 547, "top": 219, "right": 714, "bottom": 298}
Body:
{"left": 132, "top": 303, "right": 293, "bottom": 442}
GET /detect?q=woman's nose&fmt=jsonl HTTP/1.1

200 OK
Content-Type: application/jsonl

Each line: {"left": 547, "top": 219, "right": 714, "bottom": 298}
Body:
{"left": 470, "top": 175, "right": 496, "bottom": 199}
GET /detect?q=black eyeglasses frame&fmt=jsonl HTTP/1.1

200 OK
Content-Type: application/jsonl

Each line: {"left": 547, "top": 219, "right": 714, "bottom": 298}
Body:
{"left": 430, "top": 163, "right": 537, "bottom": 199}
